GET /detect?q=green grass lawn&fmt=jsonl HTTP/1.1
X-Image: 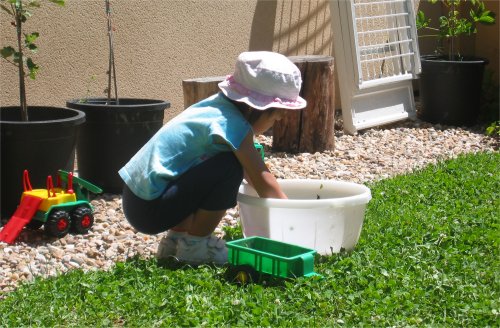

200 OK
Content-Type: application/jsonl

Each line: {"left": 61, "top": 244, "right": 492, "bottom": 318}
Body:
{"left": 1, "top": 152, "right": 498, "bottom": 327}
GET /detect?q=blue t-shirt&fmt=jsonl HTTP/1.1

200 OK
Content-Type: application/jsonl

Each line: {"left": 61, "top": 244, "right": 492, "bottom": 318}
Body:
{"left": 119, "top": 93, "right": 252, "bottom": 200}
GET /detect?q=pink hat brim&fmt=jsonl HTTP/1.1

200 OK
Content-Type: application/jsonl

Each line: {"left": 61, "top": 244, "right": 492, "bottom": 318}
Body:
{"left": 218, "top": 76, "right": 307, "bottom": 111}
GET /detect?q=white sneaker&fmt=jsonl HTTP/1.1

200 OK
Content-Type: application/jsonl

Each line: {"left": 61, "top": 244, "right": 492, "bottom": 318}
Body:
{"left": 176, "top": 234, "right": 228, "bottom": 265}
{"left": 156, "top": 231, "right": 186, "bottom": 260}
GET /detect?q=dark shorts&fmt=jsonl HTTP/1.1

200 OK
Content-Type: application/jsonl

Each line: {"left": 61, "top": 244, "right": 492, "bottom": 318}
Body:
{"left": 122, "top": 152, "right": 244, "bottom": 234}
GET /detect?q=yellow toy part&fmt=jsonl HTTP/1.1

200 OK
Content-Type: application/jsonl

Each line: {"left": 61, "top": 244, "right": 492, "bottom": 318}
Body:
{"left": 22, "top": 188, "right": 77, "bottom": 213}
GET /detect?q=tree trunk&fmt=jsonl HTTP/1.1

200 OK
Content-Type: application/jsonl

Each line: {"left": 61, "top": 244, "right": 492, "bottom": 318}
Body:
{"left": 272, "top": 55, "right": 336, "bottom": 153}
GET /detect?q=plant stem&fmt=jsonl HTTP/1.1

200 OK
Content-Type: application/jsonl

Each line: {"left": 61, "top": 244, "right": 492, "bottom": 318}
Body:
{"left": 449, "top": 1, "right": 456, "bottom": 60}
{"left": 15, "top": 1, "right": 28, "bottom": 121}
{"left": 105, "top": 0, "right": 118, "bottom": 105}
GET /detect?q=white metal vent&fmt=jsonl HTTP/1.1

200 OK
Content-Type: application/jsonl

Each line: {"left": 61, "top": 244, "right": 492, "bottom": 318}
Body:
{"left": 331, "top": 0, "right": 421, "bottom": 134}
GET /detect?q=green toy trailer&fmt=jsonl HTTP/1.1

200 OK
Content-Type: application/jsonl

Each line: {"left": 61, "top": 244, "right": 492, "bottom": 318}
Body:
{"left": 0, "top": 170, "right": 102, "bottom": 244}
{"left": 225, "top": 236, "right": 320, "bottom": 284}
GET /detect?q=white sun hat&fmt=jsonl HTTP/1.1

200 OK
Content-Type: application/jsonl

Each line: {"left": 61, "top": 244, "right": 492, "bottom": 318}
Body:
{"left": 218, "top": 51, "right": 307, "bottom": 110}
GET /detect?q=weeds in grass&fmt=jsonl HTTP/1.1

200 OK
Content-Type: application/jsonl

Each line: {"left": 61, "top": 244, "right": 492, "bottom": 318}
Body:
{"left": 222, "top": 222, "right": 243, "bottom": 241}
{"left": 0, "top": 152, "right": 498, "bottom": 326}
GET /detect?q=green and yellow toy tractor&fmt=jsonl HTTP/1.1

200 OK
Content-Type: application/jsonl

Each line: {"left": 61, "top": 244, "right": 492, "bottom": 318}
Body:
{"left": 0, "top": 170, "right": 102, "bottom": 244}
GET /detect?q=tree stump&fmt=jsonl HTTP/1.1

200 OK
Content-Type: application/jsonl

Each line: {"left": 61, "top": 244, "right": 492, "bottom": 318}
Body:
{"left": 273, "top": 55, "right": 335, "bottom": 153}
{"left": 182, "top": 76, "right": 225, "bottom": 109}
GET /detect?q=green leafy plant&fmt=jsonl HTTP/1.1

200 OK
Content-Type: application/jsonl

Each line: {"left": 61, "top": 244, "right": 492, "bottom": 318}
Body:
{"left": 0, "top": 0, "right": 65, "bottom": 121}
{"left": 416, "top": 0, "right": 496, "bottom": 60}
{"left": 485, "top": 121, "right": 499, "bottom": 137}
{"left": 222, "top": 223, "right": 243, "bottom": 241}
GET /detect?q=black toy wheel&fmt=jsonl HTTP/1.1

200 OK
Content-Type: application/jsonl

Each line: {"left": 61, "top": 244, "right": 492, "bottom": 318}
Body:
{"left": 225, "top": 265, "right": 258, "bottom": 285}
{"left": 71, "top": 207, "right": 94, "bottom": 234}
{"left": 26, "top": 220, "right": 44, "bottom": 230}
{"left": 45, "top": 210, "right": 71, "bottom": 238}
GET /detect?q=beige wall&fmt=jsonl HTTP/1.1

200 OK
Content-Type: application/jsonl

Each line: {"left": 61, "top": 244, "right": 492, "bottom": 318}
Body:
{"left": 1, "top": 0, "right": 333, "bottom": 122}
{"left": 475, "top": 0, "right": 499, "bottom": 85}
{"left": 1, "top": 0, "right": 497, "bottom": 122}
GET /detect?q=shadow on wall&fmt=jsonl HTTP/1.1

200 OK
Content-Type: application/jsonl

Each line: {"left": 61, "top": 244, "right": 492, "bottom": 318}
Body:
{"left": 249, "top": 0, "right": 333, "bottom": 56}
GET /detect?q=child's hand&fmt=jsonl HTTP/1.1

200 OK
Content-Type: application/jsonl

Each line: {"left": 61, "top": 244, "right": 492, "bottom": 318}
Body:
{"left": 234, "top": 133, "right": 287, "bottom": 199}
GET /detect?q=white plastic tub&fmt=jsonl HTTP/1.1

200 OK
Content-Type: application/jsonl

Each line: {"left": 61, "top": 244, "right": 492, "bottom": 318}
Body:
{"left": 237, "top": 179, "right": 372, "bottom": 255}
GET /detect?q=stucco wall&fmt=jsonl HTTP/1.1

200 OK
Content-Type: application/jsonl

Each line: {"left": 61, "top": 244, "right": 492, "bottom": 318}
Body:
{"left": 1, "top": 0, "right": 497, "bottom": 123}
{"left": 475, "top": 0, "right": 499, "bottom": 85}
{"left": 1, "top": 0, "right": 333, "bottom": 122}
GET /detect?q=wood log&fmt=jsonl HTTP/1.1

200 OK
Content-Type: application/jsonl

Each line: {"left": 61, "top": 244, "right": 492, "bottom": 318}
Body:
{"left": 296, "top": 55, "right": 336, "bottom": 153}
{"left": 271, "top": 109, "right": 302, "bottom": 152}
{"left": 182, "top": 76, "right": 225, "bottom": 109}
{"left": 272, "top": 59, "right": 306, "bottom": 153}
{"left": 273, "top": 55, "right": 336, "bottom": 153}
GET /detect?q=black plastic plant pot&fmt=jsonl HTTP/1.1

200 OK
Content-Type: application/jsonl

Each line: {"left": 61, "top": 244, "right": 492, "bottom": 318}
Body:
{"left": 0, "top": 106, "right": 86, "bottom": 219}
{"left": 418, "top": 55, "right": 488, "bottom": 126}
{"left": 66, "top": 98, "right": 170, "bottom": 194}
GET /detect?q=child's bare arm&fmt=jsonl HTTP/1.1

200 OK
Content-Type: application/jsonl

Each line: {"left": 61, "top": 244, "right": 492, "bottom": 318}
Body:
{"left": 243, "top": 170, "right": 254, "bottom": 187}
{"left": 234, "top": 132, "right": 287, "bottom": 199}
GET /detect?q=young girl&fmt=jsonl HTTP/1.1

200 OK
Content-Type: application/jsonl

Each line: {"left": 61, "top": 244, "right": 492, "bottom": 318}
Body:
{"left": 119, "top": 51, "right": 307, "bottom": 265}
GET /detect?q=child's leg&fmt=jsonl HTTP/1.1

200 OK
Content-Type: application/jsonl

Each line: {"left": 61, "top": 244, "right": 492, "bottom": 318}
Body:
{"left": 188, "top": 209, "right": 226, "bottom": 236}
{"left": 124, "top": 152, "right": 242, "bottom": 262}
{"left": 122, "top": 152, "right": 242, "bottom": 234}
{"left": 173, "top": 152, "right": 242, "bottom": 265}
{"left": 176, "top": 208, "right": 229, "bottom": 265}
{"left": 161, "top": 209, "right": 224, "bottom": 260}
{"left": 170, "top": 214, "right": 193, "bottom": 232}
{"left": 168, "top": 151, "right": 243, "bottom": 235}
{"left": 156, "top": 152, "right": 242, "bottom": 263}
{"left": 170, "top": 208, "right": 225, "bottom": 236}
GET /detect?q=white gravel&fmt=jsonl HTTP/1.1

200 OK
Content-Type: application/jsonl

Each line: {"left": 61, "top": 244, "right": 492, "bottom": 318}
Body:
{"left": 0, "top": 115, "right": 497, "bottom": 298}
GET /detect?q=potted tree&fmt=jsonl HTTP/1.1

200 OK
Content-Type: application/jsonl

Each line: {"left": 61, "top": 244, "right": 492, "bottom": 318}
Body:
{"left": 66, "top": 0, "right": 170, "bottom": 194}
{"left": 416, "top": 0, "right": 496, "bottom": 126}
{"left": 0, "top": 0, "right": 85, "bottom": 219}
